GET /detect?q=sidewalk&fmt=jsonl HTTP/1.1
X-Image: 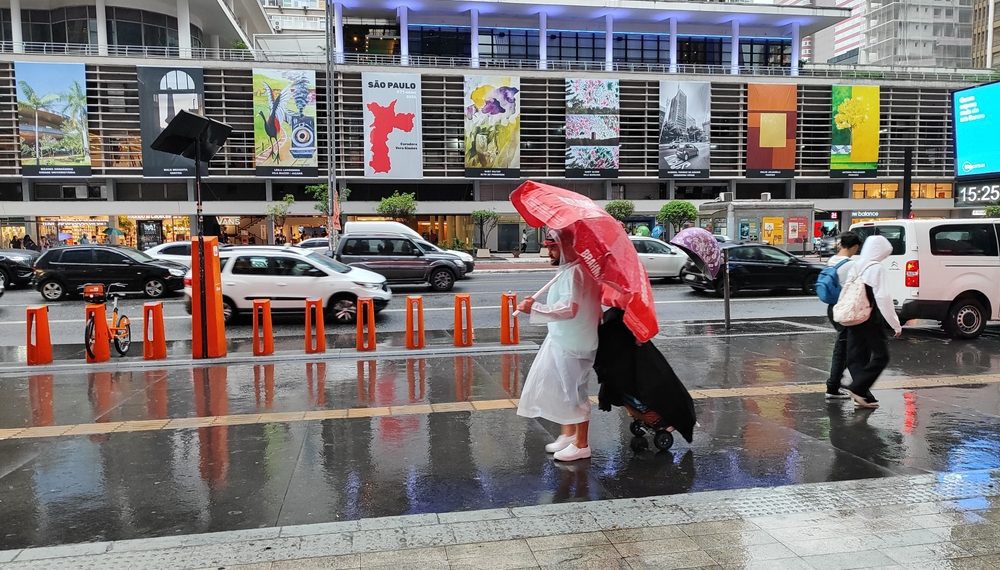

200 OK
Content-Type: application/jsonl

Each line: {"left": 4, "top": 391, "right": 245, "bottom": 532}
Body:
{"left": 3, "top": 469, "right": 998, "bottom": 569}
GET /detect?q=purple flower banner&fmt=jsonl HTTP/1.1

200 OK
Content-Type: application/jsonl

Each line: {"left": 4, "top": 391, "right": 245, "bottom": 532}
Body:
{"left": 566, "top": 79, "right": 619, "bottom": 178}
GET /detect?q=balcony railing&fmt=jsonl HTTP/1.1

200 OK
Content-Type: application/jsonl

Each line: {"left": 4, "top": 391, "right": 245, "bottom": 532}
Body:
{"left": 0, "top": 40, "right": 994, "bottom": 84}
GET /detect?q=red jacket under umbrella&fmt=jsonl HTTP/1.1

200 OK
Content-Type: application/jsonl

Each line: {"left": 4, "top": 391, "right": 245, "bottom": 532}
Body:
{"left": 510, "top": 180, "right": 659, "bottom": 342}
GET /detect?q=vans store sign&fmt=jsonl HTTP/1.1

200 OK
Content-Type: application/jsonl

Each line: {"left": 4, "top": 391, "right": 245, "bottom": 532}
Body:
{"left": 955, "top": 180, "right": 1000, "bottom": 208}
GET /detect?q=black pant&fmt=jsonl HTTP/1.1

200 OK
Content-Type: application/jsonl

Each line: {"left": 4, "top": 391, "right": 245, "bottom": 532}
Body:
{"left": 826, "top": 305, "right": 847, "bottom": 392}
{"left": 846, "top": 320, "right": 890, "bottom": 395}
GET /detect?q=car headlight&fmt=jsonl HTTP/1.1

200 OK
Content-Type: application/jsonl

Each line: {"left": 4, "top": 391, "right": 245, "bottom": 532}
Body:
{"left": 169, "top": 269, "right": 185, "bottom": 277}
{"left": 452, "top": 260, "right": 465, "bottom": 268}
{"left": 460, "top": 253, "right": 473, "bottom": 262}
{"left": 354, "top": 281, "right": 383, "bottom": 291}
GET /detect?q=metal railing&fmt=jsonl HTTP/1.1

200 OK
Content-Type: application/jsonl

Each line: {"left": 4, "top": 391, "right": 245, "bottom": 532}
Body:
{"left": 0, "top": 41, "right": 994, "bottom": 84}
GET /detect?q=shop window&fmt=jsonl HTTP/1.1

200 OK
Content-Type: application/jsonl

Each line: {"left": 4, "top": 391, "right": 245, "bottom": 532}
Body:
{"left": 0, "top": 183, "right": 22, "bottom": 201}
{"left": 910, "top": 183, "right": 953, "bottom": 199}
{"left": 852, "top": 182, "right": 899, "bottom": 199}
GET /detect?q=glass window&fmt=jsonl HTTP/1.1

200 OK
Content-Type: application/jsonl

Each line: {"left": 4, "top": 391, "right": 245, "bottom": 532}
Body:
{"left": 161, "top": 244, "right": 190, "bottom": 256}
{"left": 645, "top": 241, "right": 672, "bottom": 255}
{"left": 342, "top": 239, "right": 374, "bottom": 255}
{"left": 58, "top": 248, "right": 93, "bottom": 263}
{"left": 231, "top": 256, "right": 272, "bottom": 275}
{"left": 727, "top": 247, "right": 752, "bottom": 261}
{"left": 853, "top": 225, "right": 906, "bottom": 255}
{"left": 272, "top": 256, "right": 321, "bottom": 276}
{"left": 930, "top": 225, "right": 999, "bottom": 256}
{"left": 305, "top": 251, "right": 351, "bottom": 274}
{"left": 95, "top": 249, "right": 128, "bottom": 264}
{"left": 371, "top": 238, "right": 415, "bottom": 255}
{"left": 758, "top": 247, "right": 793, "bottom": 263}
{"left": 631, "top": 240, "right": 647, "bottom": 254}
{"left": 115, "top": 20, "right": 142, "bottom": 45}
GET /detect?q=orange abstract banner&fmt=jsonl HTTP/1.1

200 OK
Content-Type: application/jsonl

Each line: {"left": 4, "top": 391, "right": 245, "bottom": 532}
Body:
{"left": 747, "top": 84, "right": 796, "bottom": 178}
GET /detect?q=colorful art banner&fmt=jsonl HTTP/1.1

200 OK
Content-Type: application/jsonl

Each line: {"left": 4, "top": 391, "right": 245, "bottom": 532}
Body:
{"left": 830, "top": 85, "right": 880, "bottom": 178}
{"left": 137, "top": 67, "right": 205, "bottom": 177}
{"left": 659, "top": 81, "right": 710, "bottom": 179}
{"left": 565, "top": 79, "right": 619, "bottom": 178}
{"left": 362, "top": 72, "right": 422, "bottom": 179}
{"left": 15, "top": 62, "right": 92, "bottom": 177}
{"left": 253, "top": 68, "right": 318, "bottom": 177}
{"left": 464, "top": 75, "right": 520, "bottom": 178}
{"left": 747, "top": 84, "right": 797, "bottom": 178}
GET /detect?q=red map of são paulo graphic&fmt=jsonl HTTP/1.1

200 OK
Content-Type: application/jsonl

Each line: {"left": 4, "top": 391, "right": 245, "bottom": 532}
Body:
{"left": 367, "top": 100, "right": 415, "bottom": 174}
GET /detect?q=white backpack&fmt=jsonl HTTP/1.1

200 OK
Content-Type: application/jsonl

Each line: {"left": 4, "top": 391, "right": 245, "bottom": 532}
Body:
{"left": 832, "top": 262, "right": 879, "bottom": 326}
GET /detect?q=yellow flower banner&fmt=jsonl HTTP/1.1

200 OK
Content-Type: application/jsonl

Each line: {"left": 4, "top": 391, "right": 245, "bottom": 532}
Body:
{"left": 830, "top": 85, "right": 880, "bottom": 177}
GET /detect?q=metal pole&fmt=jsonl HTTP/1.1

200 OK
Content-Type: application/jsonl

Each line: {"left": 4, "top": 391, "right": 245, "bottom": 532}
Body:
{"left": 723, "top": 248, "right": 731, "bottom": 330}
{"left": 195, "top": 137, "right": 208, "bottom": 359}
{"left": 901, "top": 146, "right": 913, "bottom": 220}
{"left": 326, "top": 0, "right": 339, "bottom": 254}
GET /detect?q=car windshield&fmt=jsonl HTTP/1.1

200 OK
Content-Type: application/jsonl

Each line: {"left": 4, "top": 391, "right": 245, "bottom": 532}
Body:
{"left": 305, "top": 251, "right": 352, "bottom": 274}
{"left": 118, "top": 248, "right": 155, "bottom": 262}
{"left": 414, "top": 240, "right": 441, "bottom": 253}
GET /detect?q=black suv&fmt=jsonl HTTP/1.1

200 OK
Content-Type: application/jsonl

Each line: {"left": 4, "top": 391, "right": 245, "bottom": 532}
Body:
{"left": 0, "top": 248, "right": 40, "bottom": 289}
{"left": 34, "top": 245, "right": 187, "bottom": 301}
{"left": 333, "top": 233, "right": 466, "bottom": 291}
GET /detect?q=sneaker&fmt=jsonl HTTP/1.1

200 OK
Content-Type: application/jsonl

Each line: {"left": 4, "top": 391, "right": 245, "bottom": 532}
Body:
{"left": 848, "top": 390, "right": 879, "bottom": 409}
{"left": 553, "top": 444, "right": 591, "bottom": 462}
{"left": 864, "top": 390, "right": 879, "bottom": 403}
{"left": 544, "top": 434, "right": 575, "bottom": 454}
{"left": 825, "top": 389, "right": 850, "bottom": 400}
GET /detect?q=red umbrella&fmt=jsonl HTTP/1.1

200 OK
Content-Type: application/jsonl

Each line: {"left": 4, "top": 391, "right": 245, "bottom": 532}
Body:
{"left": 510, "top": 180, "right": 659, "bottom": 342}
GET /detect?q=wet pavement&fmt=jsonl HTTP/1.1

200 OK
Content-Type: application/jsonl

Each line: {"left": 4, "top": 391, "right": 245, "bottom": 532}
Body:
{"left": 1, "top": 317, "right": 999, "bottom": 556}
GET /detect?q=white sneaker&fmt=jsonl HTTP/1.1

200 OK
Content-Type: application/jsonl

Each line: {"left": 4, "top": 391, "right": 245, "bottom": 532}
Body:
{"left": 544, "top": 434, "right": 575, "bottom": 453}
{"left": 553, "top": 444, "right": 591, "bottom": 462}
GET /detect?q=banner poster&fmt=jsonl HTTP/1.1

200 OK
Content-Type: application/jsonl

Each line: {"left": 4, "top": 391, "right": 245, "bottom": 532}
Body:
{"left": 464, "top": 75, "right": 520, "bottom": 178}
{"left": 15, "top": 62, "right": 92, "bottom": 177}
{"left": 253, "top": 68, "right": 318, "bottom": 177}
{"left": 565, "top": 78, "right": 619, "bottom": 178}
{"left": 362, "top": 72, "right": 422, "bottom": 178}
{"left": 788, "top": 216, "right": 808, "bottom": 245}
{"left": 762, "top": 216, "right": 785, "bottom": 245}
{"left": 747, "top": 84, "right": 797, "bottom": 178}
{"left": 658, "top": 81, "right": 710, "bottom": 178}
{"left": 137, "top": 67, "right": 205, "bottom": 177}
{"left": 830, "top": 85, "right": 880, "bottom": 178}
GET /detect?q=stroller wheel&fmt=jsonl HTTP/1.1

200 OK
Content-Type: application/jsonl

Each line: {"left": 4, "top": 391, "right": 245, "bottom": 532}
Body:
{"left": 629, "top": 419, "right": 645, "bottom": 437}
{"left": 629, "top": 436, "right": 649, "bottom": 452}
{"left": 653, "top": 430, "right": 675, "bottom": 451}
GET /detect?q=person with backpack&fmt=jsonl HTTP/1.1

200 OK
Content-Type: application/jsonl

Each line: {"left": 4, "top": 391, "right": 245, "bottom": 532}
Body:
{"left": 816, "top": 231, "right": 861, "bottom": 400}
{"left": 833, "top": 235, "right": 902, "bottom": 409}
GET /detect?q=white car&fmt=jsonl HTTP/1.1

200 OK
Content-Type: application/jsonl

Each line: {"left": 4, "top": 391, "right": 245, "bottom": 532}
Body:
{"left": 630, "top": 236, "right": 689, "bottom": 280}
{"left": 343, "top": 221, "right": 475, "bottom": 273}
{"left": 145, "top": 241, "right": 193, "bottom": 267}
{"left": 183, "top": 246, "right": 391, "bottom": 325}
{"left": 296, "top": 237, "right": 330, "bottom": 251}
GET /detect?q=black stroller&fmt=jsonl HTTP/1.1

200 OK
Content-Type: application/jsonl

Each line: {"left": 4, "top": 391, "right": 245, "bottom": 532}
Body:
{"left": 594, "top": 308, "right": 697, "bottom": 452}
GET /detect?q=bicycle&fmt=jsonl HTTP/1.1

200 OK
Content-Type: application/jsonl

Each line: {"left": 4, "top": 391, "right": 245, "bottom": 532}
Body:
{"left": 83, "top": 282, "right": 132, "bottom": 357}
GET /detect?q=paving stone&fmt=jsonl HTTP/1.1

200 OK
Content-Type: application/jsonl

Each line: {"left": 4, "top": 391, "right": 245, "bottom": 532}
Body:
{"left": 358, "top": 546, "right": 447, "bottom": 568}
{"left": 351, "top": 525, "right": 455, "bottom": 553}
{"left": 928, "top": 522, "right": 1000, "bottom": 541}
{"left": 295, "top": 534, "right": 355, "bottom": 558}
{"left": 271, "top": 554, "right": 360, "bottom": 569}
{"left": 448, "top": 514, "right": 600, "bottom": 544}
{"left": 612, "top": 537, "right": 701, "bottom": 557}
{"left": 436, "top": 508, "right": 512, "bottom": 524}
{"left": 781, "top": 534, "right": 886, "bottom": 557}
{"left": 948, "top": 554, "right": 1000, "bottom": 569}
{"left": 0, "top": 550, "right": 21, "bottom": 563}
{"left": 874, "top": 528, "right": 951, "bottom": 548}
{"left": 910, "top": 512, "right": 989, "bottom": 529}
{"left": 279, "top": 521, "right": 362, "bottom": 538}
{"left": 703, "top": 542, "right": 796, "bottom": 566}
{"left": 955, "top": 538, "right": 1000, "bottom": 556}
{"left": 798, "top": 549, "right": 898, "bottom": 570}
{"left": 445, "top": 539, "right": 532, "bottom": 560}
{"left": 448, "top": 551, "right": 538, "bottom": 570}
{"left": 526, "top": 531, "right": 609, "bottom": 551}
{"left": 688, "top": 530, "right": 776, "bottom": 550}
{"left": 879, "top": 541, "right": 973, "bottom": 564}
{"left": 356, "top": 513, "right": 439, "bottom": 531}
{"left": 721, "top": 557, "right": 813, "bottom": 570}
{"left": 678, "top": 520, "right": 761, "bottom": 537}
{"left": 14, "top": 542, "right": 112, "bottom": 561}
{"left": 531, "top": 544, "right": 621, "bottom": 565}
{"left": 538, "top": 559, "right": 632, "bottom": 570}
{"left": 623, "top": 549, "right": 718, "bottom": 570}
{"left": 110, "top": 528, "right": 283, "bottom": 552}
{"left": 604, "top": 525, "right": 687, "bottom": 543}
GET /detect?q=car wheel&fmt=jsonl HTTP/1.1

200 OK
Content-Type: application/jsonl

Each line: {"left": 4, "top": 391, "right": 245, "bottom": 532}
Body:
{"left": 40, "top": 279, "right": 65, "bottom": 301}
{"left": 945, "top": 298, "right": 986, "bottom": 339}
{"left": 0, "top": 269, "right": 8, "bottom": 290}
{"left": 430, "top": 268, "right": 455, "bottom": 292}
{"left": 222, "top": 298, "right": 237, "bottom": 325}
{"left": 144, "top": 278, "right": 166, "bottom": 298}
{"left": 328, "top": 295, "right": 358, "bottom": 324}
{"left": 802, "top": 272, "right": 819, "bottom": 295}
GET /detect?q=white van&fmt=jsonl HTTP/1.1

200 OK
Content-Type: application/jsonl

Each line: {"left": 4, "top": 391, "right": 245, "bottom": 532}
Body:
{"left": 343, "top": 221, "right": 475, "bottom": 273}
{"left": 850, "top": 219, "right": 1000, "bottom": 338}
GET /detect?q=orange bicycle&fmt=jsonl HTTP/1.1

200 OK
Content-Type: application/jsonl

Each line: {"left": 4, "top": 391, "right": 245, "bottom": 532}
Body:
{"left": 83, "top": 282, "right": 132, "bottom": 357}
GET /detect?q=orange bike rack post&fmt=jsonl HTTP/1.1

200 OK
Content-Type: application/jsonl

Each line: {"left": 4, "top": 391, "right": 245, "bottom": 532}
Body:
{"left": 405, "top": 296, "right": 425, "bottom": 349}
{"left": 252, "top": 299, "right": 274, "bottom": 356}
{"left": 500, "top": 293, "right": 520, "bottom": 345}
{"left": 143, "top": 302, "right": 167, "bottom": 360}
{"left": 26, "top": 306, "right": 53, "bottom": 365}
{"left": 454, "top": 294, "right": 474, "bottom": 347}
{"left": 356, "top": 298, "right": 376, "bottom": 351}
{"left": 304, "top": 298, "right": 326, "bottom": 354}
{"left": 85, "top": 304, "right": 110, "bottom": 363}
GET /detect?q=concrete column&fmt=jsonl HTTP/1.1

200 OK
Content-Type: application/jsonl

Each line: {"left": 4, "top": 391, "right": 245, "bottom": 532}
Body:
{"left": 10, "top": 0, "right": 23, "bottom": 53}
{"left": 264, "top": 179, "right": 273, "bottom": 201}
{"left": 95, "top": 0, "right": 108, "bottom": 55}
{"left": 788, "top": 179, "right": 796, "bottom": 199}
{"left": 669, "top": 18, "right": 678, "bottom": 73}
{"left": 538, "top": 12, "right": 547, "bottom": 70}
{"left": 605, "top": 14, "right": 614, "bottom": 71}
{"left": 177, "top": 0, "right": 192, "bottom": 58}
{"left": 266, "top": 217, "right": 276, "bottom": 245}
{"left": 399, "top": 6, "right": 409, "bottom": 65}
{"left": 989, "top": 1, "right": 996, "bottom": 68}
{"left": 790, "top": 23, "right": 800, "bottom": 76}
{"left": 333, "top": 2, "right": 344, "bottom": 64}
{"left": 730, "top": 20, "right": 740, "bottom": 75}
{"left": 209, "top": 34, "right": 220, "bottom": 58}
{"left": 470, "top": 9, "right": 479, "bottom": 68}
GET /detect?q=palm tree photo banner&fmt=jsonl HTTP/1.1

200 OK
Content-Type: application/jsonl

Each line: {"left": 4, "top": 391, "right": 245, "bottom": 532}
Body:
{"left": 15, "top": 62, "right": 92, "bottom": 177}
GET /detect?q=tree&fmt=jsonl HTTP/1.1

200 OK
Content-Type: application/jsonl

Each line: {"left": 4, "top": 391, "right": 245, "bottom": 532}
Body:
{"left": 985, "top": 204, "right": 1000, "bottom": 218}
{"left": 657, "top": 200, "right": 698, "bottom": 232}
{"left": 18, "top": 81, "right": 59, "bottom": 165}
{"left": 471, "top": 209, "right": 500, "bottom": 249}
{"left": 266, "top": 194, "right": 295, "bottom": 228}
{"left": 62, "top": 80, "right": 89, "bottom": 162}
{"left": 376, "top": 191, "right": 417, "bottom": 221}
{"left": 304, "top": 183, "right": 350, "bottom": 216}
{"left": 604, "top": 199, "right": 635, "bottom": 222}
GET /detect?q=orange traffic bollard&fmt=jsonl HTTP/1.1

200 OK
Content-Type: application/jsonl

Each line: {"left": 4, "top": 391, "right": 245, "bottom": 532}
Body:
{"left": 143, "top": 302, "right": 167, "bottom": 360}
{"left": 405, "top": 296, "right": 425, "bottom": 349}
{"left": 85, "top": 304, "right": 111, "bottom": 363}
{"left": 26, "top": 306, "right": 53, "bottom": 365}
{"left": 252, "top": 299, "right": 274, "bottom": 356}
{"left": 305, "top": 298, "right": 326, "bottom": 354}
{"left": 500, "top": 293, "right": 520, "bottom": 345}
{"left": 454, "top": 294, "right": 473, "bottom": 347}
{"left": 356, "top": 298, "right": 376, "bottom": 351}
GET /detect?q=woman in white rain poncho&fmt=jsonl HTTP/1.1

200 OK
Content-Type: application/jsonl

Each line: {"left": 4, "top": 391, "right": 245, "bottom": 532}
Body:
{"left": 516, "top": 229, "right": 603, "bottom": 462}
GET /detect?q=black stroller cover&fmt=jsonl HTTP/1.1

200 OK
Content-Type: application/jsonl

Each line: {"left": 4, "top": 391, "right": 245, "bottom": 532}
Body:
{"left": 594, "top": 308, "right": 697, "bottom": 443}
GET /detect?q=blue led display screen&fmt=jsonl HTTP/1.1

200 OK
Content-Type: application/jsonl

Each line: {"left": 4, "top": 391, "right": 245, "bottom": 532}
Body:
{"left": 954, "top": 82, "right": 1000, "bottom": 179}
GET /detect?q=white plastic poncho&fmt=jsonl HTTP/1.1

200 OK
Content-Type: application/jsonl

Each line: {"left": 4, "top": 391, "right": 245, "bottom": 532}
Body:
{"left": 516, "top": 260, "right": 602, "bottom": 425}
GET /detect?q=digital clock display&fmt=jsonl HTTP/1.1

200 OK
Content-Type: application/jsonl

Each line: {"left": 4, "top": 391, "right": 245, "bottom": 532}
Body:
{"left": 955, "top": 181, "right": 1000, "bottom": 208}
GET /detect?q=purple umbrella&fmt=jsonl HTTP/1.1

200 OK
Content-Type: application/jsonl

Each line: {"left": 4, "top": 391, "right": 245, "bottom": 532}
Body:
{"left": 670, "top": 228, "right": 723, "bottom": 279}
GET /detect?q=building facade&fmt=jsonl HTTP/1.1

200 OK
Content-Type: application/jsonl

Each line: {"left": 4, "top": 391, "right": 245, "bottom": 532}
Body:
{"left": 972, "top": 0, "right": 1000, "bottom": 69}
{"left": 0, "top": 0, "right": 990, "bottom": 252}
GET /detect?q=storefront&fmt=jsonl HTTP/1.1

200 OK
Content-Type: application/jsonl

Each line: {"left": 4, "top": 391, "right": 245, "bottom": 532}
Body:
{"left": 38, "top": 216, "right": 109, "bottom": 245}
{"left": 847, "top": 210, "right": 896, "bottom": 227}
{"left": 0, "top": 218, "right": 27, "bottom": 248}
{"left": 814, "top": 211, "right": 840, "bottom": 237}
{"left": 347, "top": 215, "right": 475, "bottom": 250}
{"left": 126, "top": 216, "right": 192, "bottom": 249}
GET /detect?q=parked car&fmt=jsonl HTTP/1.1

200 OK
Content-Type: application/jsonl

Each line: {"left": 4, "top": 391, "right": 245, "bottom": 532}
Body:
{"left": 183, "top": 246, "right": 390, "bottom": 325}
{"left": 145, "top": 241, "right": 193, "bottom": 267}
{"left": 344, "top": 221, "right": 475, "bottom": 272}
{"left": 296, "top": 237, "right": 330, "bottom": 251}
{"left": 681, "top": 243, "right": 825, "bottom": 295}
{"left": 676, "top": 144, "right": 699, "bottom": 161}
{"left": 333, "top": 233, "right": 465, "bottom": 291}
{"left": 630, "top": 236, "right": 689, "bottom": 280}
{"left": 0, "top": 248, "right": 40, "bottom": 289}
{"left": 33, "top": 245, "right": 187, "bottom": 301}
{"left": 852, "top": 219, "right": 1000, "bottom": 339}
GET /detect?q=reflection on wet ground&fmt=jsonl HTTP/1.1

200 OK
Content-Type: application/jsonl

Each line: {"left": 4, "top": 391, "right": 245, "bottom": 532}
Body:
{"left": 0, "top": 318, "right": 999, "bottom": 549}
